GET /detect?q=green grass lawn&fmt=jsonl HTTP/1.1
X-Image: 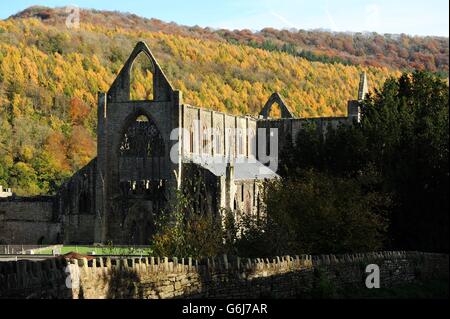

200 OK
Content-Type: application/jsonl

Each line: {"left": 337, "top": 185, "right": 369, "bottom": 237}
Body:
{"left": 35, "top": 246, "right": 153, "bottom": 256}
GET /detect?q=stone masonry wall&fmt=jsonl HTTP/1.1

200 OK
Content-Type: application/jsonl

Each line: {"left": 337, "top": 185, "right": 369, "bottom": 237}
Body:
{"left": 0, "top": 198, "right": 60, "bottom": 245}
{"left": 0, "top": 251, "right": 448, "bottom": 299}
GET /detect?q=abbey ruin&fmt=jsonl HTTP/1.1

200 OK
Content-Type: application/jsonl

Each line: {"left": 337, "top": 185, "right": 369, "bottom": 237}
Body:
{"left": 0, "top": 42, "right": 367, "bottom": 245}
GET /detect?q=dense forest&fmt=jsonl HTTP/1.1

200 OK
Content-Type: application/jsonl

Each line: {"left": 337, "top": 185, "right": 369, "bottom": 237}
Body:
{"left": 13, "top": 6, "right": 450, "bottom": 74}
{"left": 274, "top": 72, "right": 449, "bottom": 253}
{"left": 0, "top": 6, "right": 447, "bottom": 196}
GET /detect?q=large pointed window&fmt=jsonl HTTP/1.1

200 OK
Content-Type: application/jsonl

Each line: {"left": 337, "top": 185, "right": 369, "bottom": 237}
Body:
{"left": 119, "top": 115, "right": 164, "bottom": 158}
{"left": 130, "top": 52, "right": 154, "bottom": 101}
{"left": 119, "top": 114, "right": 166, "bottom": 199}
{"left": 260, "top": 93, "right": 294, "bottom": 119}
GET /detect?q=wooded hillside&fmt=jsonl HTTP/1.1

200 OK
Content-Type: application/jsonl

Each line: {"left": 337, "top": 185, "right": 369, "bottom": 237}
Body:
{"left": 1, "top": 6, "right": 446, "bottom": 195}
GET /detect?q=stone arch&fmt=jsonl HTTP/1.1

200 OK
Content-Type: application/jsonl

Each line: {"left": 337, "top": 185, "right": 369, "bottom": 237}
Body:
{"left": 268, "top": 102, "right": 282, "bottom": 118}
{"left": 108, "top": 41, "right": 174, "bottom": 103}
{"left": 259, "top": 92, "right": 294, "bottom": 119}
{"left": 129, "top": 51, "right": 155, "bottom": 100}
{"left": 122, "top": 200, "right": 158, "bottom": 245}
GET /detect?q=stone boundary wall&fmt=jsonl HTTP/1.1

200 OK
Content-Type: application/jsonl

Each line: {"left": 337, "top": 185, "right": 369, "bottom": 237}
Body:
{"left": 0, "top": 197, "right": 60, "bottom": 245}
{"left": 0, "top": 251, "right": 448, "bottom": 299}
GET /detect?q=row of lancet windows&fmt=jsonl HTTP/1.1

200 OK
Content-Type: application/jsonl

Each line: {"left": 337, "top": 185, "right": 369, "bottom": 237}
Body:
{"left": 188, "top": 125, "right": 255, "bottom": 156}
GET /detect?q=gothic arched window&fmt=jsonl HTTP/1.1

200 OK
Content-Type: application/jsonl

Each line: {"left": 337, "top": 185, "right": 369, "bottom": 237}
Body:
{"left": 119, "top": 114, "right": 165, "bottom": 187}
{"left": 120, "top": 115, "right": 164, "bottom": 158}
{"left": 130, "top": 52, "right": 155, "bottom": 101}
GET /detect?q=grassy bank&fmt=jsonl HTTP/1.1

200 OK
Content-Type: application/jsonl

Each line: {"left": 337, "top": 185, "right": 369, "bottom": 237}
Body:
{"left": 35, "top": 245, "right": 153, "bottom": 256}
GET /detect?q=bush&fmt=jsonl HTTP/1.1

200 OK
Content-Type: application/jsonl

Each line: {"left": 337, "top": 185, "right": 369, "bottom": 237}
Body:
{"left": 233, "top": 169, "right": 390, "bottom": 256}
{"left": 150, "top": 187, "right": 224, "bottom": 258}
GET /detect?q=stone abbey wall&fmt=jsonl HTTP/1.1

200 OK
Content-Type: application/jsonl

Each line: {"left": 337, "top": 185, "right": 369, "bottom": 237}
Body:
{"left": 0, "top": 251, "right": 447, "bottom": 299}
{"left": 57, "top": 159, "right": 97, "bottom": 244}
{"left": 182, "top": 104, "right": 258, "bottom": 159}
{"left": 0, "top": 197, "right": 60, "bottom": 245}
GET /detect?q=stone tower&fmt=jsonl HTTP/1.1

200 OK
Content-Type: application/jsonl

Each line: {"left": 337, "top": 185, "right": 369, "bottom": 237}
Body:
{"left": 94, "top": 41, "right": 183, "bottom": 244}
{"left": 347, "top": 72, "right": 369, "bottom": 123}
{"left": 357, "top": 72, "right": 369, "bottom": 101}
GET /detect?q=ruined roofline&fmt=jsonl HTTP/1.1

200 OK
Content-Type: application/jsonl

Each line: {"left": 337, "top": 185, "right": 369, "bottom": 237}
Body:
{"left": 183, "top": 102, "right": 353, "bottom": 124}
{"left": 183, "top": 103, "right": 259, "bottom": 121}
{"left": 184, "top": 102, "right": 354, "bottom": 123}
{"left": 257, "top": 115, "right": 349, "bottom": 122}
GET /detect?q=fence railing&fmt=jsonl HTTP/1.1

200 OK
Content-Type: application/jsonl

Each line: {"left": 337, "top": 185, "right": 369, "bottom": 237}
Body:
{"left": 0, "top": 244, "right": 154, "bottom": 256}
{"left": 0, "top": 245, "right": 52, "bottom": 254}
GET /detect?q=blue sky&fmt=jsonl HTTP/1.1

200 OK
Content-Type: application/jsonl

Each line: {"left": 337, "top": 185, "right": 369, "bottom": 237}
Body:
{"left": 0, "top": 0, "right": 448, "bottom": 36}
